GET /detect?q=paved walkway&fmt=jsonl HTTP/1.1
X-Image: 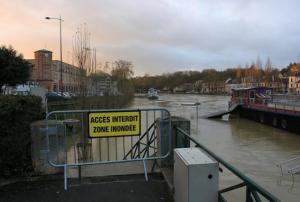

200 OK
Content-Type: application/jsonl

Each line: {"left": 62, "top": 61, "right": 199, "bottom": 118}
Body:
{"left": 0, "top": 173, "right": 173, "bottom": 202}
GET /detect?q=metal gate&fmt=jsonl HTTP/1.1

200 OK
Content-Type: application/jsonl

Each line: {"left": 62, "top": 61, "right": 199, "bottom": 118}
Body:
{"left": 45, "top": 108, "right": 171, "bottom": 190}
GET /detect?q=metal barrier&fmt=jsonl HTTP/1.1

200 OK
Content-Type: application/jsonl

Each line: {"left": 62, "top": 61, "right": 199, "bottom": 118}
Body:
{"left": 277, "top": 156, "right": 300, "bottom": 183}
{"left": 174, "top": 126, "right": 281, "bottom": 202}
{"left": 45, "top": 108, "right": 171, "bottom": 190}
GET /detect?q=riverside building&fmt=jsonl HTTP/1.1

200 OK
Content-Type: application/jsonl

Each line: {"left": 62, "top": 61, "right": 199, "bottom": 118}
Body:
{"left": 28, "top": 49, "right": 86, "bottom": 93}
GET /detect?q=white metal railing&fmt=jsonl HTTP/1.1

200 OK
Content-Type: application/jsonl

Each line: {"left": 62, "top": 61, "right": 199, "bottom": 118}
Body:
{"left": 45, "top": 108, "right": 172, "bottom": 190}
{"left": 277, "top": 156, "right": 300, "bottom": 181}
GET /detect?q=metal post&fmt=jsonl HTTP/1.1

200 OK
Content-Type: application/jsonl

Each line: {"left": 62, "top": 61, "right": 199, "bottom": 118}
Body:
{"left": 196, "top": 103, "right": 199, "bottom": 133}
{"left": 246, "top": 186, "right": 253, "bottom": 202}
{"left": 64, "top": 164, "right": 68, "bottom": 190}
{"left": 59, "top": 15, "right": 63, "bottom": 95}
{"left": 45, "top": 16, "right": 64, "bottom": 95}
{"left": 143, "top": 159, "right": 148, "bottom": 181}
{"left": 64, "top": 123, "right": 68, "bottom": 190}
{"left": 146, "top": 111, "right": 149, "bottom": 157}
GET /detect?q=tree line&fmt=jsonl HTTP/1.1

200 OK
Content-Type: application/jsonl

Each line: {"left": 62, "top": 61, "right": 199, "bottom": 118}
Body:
{"left": 132, "top": 60, "right": 300, "bottom": 92}
{"left": 2, "top": 44, "right": 300, "bottom": 95}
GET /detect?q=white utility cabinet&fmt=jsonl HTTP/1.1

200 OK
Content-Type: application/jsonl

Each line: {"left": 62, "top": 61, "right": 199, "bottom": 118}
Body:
{"left": 174, "top": 148, "right": 219, "bottom": 202}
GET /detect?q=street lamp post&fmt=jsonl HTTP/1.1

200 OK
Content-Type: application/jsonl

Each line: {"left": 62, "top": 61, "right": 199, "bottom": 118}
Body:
{"left": 45, "top": 16, "right": 64, "bottom": 95}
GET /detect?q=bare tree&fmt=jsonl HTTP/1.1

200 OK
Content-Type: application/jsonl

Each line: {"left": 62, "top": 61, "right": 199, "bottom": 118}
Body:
{"left": 91, "top": 48, "right": 97, "bottom": 74}
{"left": 111, "top": 60, "right": 134, "bottom": 80}
{"left": 72, "top": 24, "right": 94, "bottom": 157}
{"left": 256, "top": 55, "right": 263, "bottom": 69}
{"left": 244, "top": 62, "right": 249, "bottom": 69}
{"left": 111, "top": 59, "right": 134, "bottom": 95}
{"left": 236, "top": 65, "right": 242, "bottom": 82}
{"left": 104, "top": 61, "right": 111, "bottom": 74}
{"left": 265, "top": 56, "right": 272, "bottom": 73}
{"left": 73, "top": 23, "right": 91, "bottom": 96}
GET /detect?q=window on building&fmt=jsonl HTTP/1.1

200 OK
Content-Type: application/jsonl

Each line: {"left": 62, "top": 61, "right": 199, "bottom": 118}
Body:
{"left": 249, "top": 90, "right": 255, "bottom": 98}
{"left": 53, "top": 83, "right": 58, "bottom": 91}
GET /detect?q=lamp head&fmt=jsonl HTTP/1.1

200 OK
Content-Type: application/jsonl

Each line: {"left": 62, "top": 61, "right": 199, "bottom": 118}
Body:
{"left": 45, "top": 17, "right": 51, "bottom": 20}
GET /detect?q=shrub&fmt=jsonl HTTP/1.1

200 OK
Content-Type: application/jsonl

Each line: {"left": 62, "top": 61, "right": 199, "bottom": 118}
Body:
{"left": 47, "top": 94, "right": 134, "bottom": 111}
{"left": 0, "top": 95, "right": 43, "bottom": 177}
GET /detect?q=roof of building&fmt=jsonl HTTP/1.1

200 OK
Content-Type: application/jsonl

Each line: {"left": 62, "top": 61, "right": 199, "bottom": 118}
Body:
{"left": 232, "top": 87, "right": 272, "bottom": 91}
{"left": 34, "top": 49, "right": 52, "bottom": 53}
{"left": 52, "top": 60, "right": 82, "bottom": 70}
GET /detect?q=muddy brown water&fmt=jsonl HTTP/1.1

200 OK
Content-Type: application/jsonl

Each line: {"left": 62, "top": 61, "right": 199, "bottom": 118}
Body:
{"left": 130, "top": 94, "right": 300, "bottom": 202}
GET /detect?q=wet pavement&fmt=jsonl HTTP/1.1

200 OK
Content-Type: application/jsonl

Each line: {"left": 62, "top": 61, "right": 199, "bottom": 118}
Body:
{"left": 0, "top": 173, "right": 173, "bottom": 202}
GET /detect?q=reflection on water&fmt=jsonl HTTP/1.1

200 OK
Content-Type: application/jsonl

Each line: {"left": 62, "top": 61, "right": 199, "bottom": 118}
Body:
{"left": 131, "top": 94, "right": 300, "bottom": 202}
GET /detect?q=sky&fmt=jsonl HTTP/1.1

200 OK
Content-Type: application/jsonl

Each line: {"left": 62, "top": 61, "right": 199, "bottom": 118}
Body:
{"left": 1, "top": 0, "right": 300, "bottom": 76}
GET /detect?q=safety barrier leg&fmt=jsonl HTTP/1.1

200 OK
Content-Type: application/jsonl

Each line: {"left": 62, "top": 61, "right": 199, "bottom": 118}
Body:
{"left": 143, "top": 159, "right": 148, "bottom": 181}
{"left": 64, "top": 164, "right": 68, "bottom": 190}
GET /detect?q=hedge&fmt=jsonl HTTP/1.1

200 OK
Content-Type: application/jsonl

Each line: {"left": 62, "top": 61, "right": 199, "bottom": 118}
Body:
{"left": 0, "top": 95, "right": 43, "bottom": 177}
{"left": 47, "top": 94, "right": 134, "bottom": 111}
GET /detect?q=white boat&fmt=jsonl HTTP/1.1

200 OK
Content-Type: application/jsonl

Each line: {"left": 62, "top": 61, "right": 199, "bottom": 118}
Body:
{"left": 147, "top": 88, "right": 159, "bottom": 100}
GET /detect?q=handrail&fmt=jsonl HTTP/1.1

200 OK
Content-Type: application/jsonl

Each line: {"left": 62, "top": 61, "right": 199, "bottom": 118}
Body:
{"left": 174, "top": 126, "right": 281, "bottom": 202}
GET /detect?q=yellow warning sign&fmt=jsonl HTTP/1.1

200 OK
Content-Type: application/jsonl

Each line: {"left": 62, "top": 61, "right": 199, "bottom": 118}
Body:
{"left": 88, "top": 111, "right": 141, "bottom": 138}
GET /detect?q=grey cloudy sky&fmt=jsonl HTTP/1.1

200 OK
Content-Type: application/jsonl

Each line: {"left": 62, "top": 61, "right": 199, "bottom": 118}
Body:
{"left": 1, "top": 0, "right": 300, "bottom": 75}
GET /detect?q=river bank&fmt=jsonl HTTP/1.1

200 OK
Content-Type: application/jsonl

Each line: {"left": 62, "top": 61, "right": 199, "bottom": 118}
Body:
{"left": 135, "top": 92, "right": 229, "bottom": 97}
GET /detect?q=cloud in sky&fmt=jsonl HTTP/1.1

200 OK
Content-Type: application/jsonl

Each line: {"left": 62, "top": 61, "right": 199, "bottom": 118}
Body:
{"left": 1, "top": 0, "right": 300, "bottom": 75}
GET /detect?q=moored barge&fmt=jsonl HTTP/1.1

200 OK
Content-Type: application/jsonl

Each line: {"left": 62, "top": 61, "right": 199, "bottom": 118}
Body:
{"left": 229, "top": 87, "right": 300, "bottom": 134}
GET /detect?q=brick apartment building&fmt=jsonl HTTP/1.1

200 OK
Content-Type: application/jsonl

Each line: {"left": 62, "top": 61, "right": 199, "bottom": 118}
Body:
{"left": 28, "top": 49, "right": 85, "bottom": 93}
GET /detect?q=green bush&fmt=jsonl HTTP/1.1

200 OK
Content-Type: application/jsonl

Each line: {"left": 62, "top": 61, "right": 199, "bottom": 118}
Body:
{"left": 79, "top": 94, "right": 134, "bottom": 109}
{"left": 0, "top": 95, "right": 43, "bottom": 177}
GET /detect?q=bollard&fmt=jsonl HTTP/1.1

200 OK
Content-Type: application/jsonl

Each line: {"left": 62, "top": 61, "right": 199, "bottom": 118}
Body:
{"left": 156, "top": 116, "right": 190, "bottom": 167}
{"left": 30, "top": 120, "right": 64, "bottom": 174}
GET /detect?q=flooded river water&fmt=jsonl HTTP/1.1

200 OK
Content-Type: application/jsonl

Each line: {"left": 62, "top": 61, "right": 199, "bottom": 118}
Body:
{"left": 131, "top": 93, "right": 300, "bottom": 202}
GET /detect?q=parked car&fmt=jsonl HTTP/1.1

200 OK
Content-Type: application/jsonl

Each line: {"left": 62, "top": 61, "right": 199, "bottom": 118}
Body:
{"left": 62, "top": 92, "right": 72, "bottom": 99}
{"left": 46, "top": 92, "right": 66, "bottom": 101}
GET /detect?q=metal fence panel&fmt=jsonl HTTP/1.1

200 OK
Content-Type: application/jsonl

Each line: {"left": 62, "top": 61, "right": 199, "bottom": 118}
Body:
{"left": 45, "top": 108, "right": 171, "bottom": 190}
